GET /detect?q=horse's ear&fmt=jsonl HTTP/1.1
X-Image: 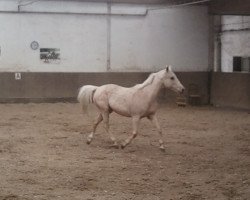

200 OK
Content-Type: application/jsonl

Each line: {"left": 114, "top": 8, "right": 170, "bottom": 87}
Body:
{"left": 166, "top": 65, "right": 169, "bottom": 72}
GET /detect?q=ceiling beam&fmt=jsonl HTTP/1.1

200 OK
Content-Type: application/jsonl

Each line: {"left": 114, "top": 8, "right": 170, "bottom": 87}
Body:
{"left": 58, "top": 0, "right": 209, "bottom": 5}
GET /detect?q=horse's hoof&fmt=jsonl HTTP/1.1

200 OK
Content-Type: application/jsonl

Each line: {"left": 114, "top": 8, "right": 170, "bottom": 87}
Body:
{"left": 110, "top": 144, "right": 119, "bottom": 149}
{"left": 86, "top": 140, "right": 91, "bottom": 145}
{"left": 159, "top": 146, "right": 166, "bottom": 152}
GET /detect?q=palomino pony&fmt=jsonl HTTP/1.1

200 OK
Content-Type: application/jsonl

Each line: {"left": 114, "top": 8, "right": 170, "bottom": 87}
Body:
{"left": 78, "top": 65, "right": 185, "bottom": 151}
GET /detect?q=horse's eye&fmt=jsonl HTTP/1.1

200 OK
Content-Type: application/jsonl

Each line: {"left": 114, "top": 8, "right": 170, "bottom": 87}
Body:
{"left": 170, "top": 77, "right": 175, "bottom": 80}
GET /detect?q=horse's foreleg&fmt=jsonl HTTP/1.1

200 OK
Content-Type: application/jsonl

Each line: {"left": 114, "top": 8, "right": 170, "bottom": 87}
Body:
{"left": 121, "top": 116, "right": 140, "bottom": 149}
{"left": 87, "top": 113, "right": 103, "bottom": 144}
{"left": 102, "top": 112, "right": 119, "bottom": 148}
{"left": 148, "top": 114, "right": 165, "bottom": 151}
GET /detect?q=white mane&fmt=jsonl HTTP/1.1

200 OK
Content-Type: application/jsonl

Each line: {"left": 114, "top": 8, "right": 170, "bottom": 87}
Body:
{"left": 135, "top": 73, "right": 156, "bottom": 89}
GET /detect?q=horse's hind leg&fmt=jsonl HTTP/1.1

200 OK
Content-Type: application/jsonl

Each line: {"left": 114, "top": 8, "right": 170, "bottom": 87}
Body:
{"left": 87, "top": 113, "right": 103, "bottom": 144}
{"left": 102, "top": 112, "right": 119, "bottom": 148}
{"left": 148, "top": 114, "right": 165, "bottom": 151}
{"left": 121, "top": 116, "right": 140, "bottom": 149}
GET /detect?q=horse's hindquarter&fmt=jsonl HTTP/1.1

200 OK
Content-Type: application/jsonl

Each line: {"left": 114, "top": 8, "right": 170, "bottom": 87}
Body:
{"left": 93, "top": 84, "right": 115, "bottom": 111}
{"left": 93, "top": 84, "right": 131, "bottom": 116}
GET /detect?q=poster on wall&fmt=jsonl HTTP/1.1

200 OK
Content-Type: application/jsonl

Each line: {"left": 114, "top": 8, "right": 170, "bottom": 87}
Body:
{"left": 40, "top": 48, "right": 60, "bottom": 64}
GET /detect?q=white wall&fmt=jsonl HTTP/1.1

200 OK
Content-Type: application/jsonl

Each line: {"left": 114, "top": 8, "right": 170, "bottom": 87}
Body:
{"left": 221, "top": 15, "right": 250, "bottom": 72}
{"left": 111, "top": 5, "right": 209, "bottom": 71}
{"left": 0, "top": 0, "right": 209, "bottom": 72}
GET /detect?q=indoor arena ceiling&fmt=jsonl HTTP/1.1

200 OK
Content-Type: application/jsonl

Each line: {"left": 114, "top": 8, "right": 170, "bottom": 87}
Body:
{"left": 75, "top": 0, "right": 250, "bottom": 15}
{"left": 35, "top": 0, "right": 250, "bottom": 15}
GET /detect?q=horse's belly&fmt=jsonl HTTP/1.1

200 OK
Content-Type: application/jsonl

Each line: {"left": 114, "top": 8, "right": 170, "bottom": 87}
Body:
{"left": 113, "top": 108, "right": 131, "bottom": 117}
{"left": 109, "top": 98, "right": 131, "bottom": 117}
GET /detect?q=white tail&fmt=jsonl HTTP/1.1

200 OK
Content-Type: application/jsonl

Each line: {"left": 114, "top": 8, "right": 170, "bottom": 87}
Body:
{"left": 77, "top": 85, "right": 98, "bottom": 111}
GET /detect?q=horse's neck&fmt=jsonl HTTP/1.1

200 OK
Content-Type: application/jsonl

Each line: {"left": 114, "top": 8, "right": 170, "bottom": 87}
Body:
{"left": 141, "top": 73, "right": 163, "bottom": 101}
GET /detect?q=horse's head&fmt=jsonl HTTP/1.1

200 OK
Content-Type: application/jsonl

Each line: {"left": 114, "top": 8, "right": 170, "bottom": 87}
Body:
{"left": 162, "top": 65, "right": 185, "bottom": 94}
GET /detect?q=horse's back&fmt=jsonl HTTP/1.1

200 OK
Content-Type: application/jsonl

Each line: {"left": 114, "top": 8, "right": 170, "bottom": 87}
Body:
{"left": 96, "top": 84, "right": 129, "bottom": 94}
